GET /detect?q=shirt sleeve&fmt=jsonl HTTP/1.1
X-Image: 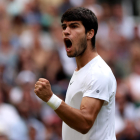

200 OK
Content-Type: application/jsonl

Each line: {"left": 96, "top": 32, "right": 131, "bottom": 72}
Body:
{"left": 83, "top": 71, "right": 110, "bottom": 103}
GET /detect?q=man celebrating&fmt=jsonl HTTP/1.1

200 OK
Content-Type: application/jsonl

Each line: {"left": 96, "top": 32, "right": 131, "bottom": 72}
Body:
{"left": 34, "top": 7, "right": 117, "bottom": 140}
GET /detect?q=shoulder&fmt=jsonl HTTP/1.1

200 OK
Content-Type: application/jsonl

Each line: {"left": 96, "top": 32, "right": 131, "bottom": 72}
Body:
{"left": 88, "top": 56, "right": 114, "bottom": 82}
{"left": 83, "top": 57, "right": 116, "bottom": 101}
{"left": 83, "top": 56, "right": 117, "bottom": 95}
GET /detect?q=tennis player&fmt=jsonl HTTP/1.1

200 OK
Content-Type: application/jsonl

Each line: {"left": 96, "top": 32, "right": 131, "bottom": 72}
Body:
{"left": 34, "top": 7, "right": 117, "bottom": 140}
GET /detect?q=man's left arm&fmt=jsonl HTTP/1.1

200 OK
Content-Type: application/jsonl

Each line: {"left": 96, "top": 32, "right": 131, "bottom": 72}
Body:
{"left": 34, "top": 78, "right": 104, "bottom": 134}
{"left": 55, "top": 96, "right": 104, "bottom": 134}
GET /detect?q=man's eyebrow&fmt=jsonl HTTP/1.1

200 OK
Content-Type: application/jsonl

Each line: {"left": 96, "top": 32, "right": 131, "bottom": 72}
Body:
{"left": 69, "top": 22, "right": 80, "bottom": 26}
{"left": 61, "top": 23, "right": 66, "bottom": 27}
{"left": 61, "top": 22, "right": 80, "bottom": 27}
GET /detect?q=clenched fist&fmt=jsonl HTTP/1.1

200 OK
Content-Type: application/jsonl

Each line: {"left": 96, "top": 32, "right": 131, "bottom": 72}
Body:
{"left": 34, "top": 78, "right": 53, "bottom": 102}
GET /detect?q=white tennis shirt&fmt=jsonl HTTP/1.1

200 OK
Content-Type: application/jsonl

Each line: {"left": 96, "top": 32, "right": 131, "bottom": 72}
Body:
{"left": 62, "top": 55, "right": 117, "bottom": 140}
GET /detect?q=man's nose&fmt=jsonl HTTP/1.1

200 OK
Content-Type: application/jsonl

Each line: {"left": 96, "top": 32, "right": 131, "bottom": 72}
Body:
{"left": 63, "top": 27, "right": 70, "bottom": 36}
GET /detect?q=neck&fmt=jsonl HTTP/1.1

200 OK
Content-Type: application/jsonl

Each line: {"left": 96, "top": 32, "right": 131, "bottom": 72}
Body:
{"left": 75, "top": 46, "right": 98, "bottom": 71}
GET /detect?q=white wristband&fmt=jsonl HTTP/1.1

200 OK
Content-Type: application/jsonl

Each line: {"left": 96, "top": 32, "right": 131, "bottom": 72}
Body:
{"left": 47, "top": 94, "right": 62, "bottom": 110}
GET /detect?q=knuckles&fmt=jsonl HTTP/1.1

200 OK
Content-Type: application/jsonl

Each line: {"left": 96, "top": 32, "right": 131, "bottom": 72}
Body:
{"left": 39, "top": 78, "right": 49, "bottom": 83}
{"left": 42, "top": 82, "right": 46, "bottom": 87}
{"left": 34, "top": 79, "right": 50, "bottom": 95}
{"left": 34, "top": 81, "right": 49, "bottom": 90}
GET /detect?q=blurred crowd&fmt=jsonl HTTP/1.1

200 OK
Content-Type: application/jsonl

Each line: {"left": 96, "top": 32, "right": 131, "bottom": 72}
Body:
{"left": 0, "top": 0, "right": 140, "bottom": 140}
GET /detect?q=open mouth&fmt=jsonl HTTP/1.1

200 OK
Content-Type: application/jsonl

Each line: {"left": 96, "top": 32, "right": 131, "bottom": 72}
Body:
{"left": 64, "top": 38, "right": 72, "bottom": 48}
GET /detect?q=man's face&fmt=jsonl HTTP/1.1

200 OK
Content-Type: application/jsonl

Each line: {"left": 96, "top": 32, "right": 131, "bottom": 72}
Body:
{"left": 62, "top": 21, "right": 87, "bottom": 57}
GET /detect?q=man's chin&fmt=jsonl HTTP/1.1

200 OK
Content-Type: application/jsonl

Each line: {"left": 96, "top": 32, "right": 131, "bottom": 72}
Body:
{"left": 67, "top": 55, "right": 75, "bottom": 58}
{"left": 66, "top": 52, "right": 75, "bottom": 58}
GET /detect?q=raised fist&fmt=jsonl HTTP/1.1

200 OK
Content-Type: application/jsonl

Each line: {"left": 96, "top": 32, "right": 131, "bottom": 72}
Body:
{"left": 34, "top": 78, "right": 53, "bottom": 102}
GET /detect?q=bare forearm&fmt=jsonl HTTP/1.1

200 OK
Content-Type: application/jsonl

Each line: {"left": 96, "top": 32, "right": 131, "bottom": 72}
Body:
{"left": 34, "top": 79, "right": 102, "bottom": 134}
{"left": 55, "top": 101, "right": 93, "bottom": 134}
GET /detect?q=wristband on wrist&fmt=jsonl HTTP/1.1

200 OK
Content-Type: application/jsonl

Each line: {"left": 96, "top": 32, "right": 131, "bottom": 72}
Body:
{"left": 47, "top": 94, "right": 62, "bottom": 110}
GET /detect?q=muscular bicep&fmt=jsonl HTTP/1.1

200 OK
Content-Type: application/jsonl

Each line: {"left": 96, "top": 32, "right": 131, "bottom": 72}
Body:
{"left": 80, "top": 97, "right": 104, "bottom": 127}
{"left": 55, "top": 95, "right": 104, "bottom": 134}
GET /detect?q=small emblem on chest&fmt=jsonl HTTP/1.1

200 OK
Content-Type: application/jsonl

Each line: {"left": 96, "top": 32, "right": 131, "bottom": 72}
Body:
{"left": 96, "top": 90, "right": 99, "bottom": 93}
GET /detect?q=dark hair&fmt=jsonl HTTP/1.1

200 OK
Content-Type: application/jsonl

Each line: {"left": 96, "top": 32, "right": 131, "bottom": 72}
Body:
{"left": 61, "top": 7, "right": 98, "bottom": 48}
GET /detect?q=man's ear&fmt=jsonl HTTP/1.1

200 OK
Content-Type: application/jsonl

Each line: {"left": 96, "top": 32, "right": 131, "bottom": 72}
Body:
{"left": 87, "top": 29, "right": 94, "bottom": 40}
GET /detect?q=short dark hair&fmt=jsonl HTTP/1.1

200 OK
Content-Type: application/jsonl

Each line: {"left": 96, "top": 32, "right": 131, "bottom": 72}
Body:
{"left": 61, "top": 7, "right": 98, "bottom": 48}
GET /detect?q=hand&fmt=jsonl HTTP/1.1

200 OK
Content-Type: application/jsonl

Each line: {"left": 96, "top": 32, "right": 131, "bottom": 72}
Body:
{"left": 34, "top": 78, "right": 53, "bottom": 102}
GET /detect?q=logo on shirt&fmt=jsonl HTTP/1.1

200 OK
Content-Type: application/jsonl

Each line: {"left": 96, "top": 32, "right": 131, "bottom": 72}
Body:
{"left": 96, "top": 90, "right": 99, "bottom": 93}
{"left": 70, "top": 81, "right": 74, "bottom": 85}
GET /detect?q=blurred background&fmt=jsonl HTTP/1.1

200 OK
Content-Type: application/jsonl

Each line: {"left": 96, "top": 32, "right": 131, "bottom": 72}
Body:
{"left": 0, "top": 0, "right": 140, "bottom": 140}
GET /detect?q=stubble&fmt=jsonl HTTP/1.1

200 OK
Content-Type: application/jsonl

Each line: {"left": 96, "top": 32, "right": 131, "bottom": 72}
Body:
{"left": 68, "top": 36, "right": 87, "bottom": 58}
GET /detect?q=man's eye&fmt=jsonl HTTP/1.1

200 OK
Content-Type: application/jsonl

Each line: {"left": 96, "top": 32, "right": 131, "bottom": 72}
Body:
{"left": 71, "top": 25, "right": 77, "bottom": 28}
{"left": 62, "top": 26, "right": 66, "bottom": 30}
